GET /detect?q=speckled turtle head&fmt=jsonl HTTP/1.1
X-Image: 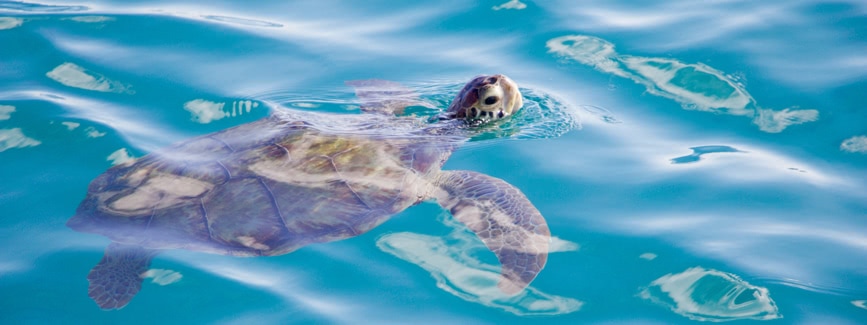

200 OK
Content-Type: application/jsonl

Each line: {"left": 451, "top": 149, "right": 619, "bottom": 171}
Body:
{"left": 446, "top": 74, "right": 523, "bottom": 121}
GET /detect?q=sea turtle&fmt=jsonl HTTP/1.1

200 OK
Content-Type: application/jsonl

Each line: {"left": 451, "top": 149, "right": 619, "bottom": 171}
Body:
{"left": 67, "top": 74, "right": 550, "bottom": 310}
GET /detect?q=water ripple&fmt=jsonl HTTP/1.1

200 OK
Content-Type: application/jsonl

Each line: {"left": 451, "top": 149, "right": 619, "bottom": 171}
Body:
{"left": 640, "top": 267, "right": 781, "bottom": 322}
{"left": 253, "top": 80, "right": 578, "bottom": 143}
{"left": 547, "top": 34, "right": 818, "bottom": 133}
{"left": 537, "top": 0, "right": 867, "bottom": 88}
{"left": 201, "top": 15, "right": 283, "bottom": 28}
{"left": 670, "top": 145, "right": 743, "bottom": 164}
{"left": 377, "top": 213, "right": 582, "bottom": 316}
{"left": 0, "top": 1, "right": 88, "bottom": 12}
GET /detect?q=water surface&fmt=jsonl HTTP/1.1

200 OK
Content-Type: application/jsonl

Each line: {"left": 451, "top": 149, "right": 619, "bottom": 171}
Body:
{"left": 2, "top": 1, "right": 866, "bottom": 323}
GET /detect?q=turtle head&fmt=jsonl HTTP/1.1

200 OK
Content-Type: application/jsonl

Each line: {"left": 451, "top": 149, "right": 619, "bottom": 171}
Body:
{"left": 446, "top": 74, "right": 523, "bottom": 122}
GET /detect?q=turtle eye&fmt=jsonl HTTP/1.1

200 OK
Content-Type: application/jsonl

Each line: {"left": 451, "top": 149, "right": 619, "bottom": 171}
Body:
{"left": 484, "top": 96, "right": 499, "bottom": 105}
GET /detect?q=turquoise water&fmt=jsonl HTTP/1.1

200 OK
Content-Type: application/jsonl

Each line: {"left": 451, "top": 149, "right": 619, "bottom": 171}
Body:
{"left": 2, "top": 0, "right": 867, "bottom": 323}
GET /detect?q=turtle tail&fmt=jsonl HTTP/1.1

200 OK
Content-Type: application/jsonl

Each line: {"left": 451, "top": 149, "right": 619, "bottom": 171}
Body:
{"left": 86, "top": 243, "right": 158, "bottom": 310}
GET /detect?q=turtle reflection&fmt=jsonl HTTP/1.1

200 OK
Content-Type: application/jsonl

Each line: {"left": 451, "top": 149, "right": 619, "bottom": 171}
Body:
{"left": 377, "top": 213, "right": 582, "bottom": 316}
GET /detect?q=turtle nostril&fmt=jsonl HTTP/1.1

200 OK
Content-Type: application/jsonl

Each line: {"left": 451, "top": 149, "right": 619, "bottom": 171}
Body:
{"left": 470, "top": 107, "right": 478, "bottom": 117}
{"left": 497, "top": 111, "right": 504, "bottom": 118}
{"left": 484, "top": 96, "right": 499, "bottom": 105}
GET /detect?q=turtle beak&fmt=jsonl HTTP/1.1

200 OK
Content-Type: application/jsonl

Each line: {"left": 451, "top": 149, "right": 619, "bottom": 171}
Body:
{"left": 466, "top": 74, "right": 523, "bottom": 122}
{"left": 499, "top": 75, "right": 523, "bottom": 117}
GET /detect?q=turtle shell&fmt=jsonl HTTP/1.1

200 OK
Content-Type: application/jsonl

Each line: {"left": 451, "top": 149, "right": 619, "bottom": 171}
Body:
{"left": 68, "top": 116, "right": 455, "bottom": 256}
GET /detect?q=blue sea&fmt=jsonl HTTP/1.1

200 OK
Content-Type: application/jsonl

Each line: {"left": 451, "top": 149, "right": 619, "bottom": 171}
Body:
{"left": 2, "top": 1, "right": 866, "bottom": 323}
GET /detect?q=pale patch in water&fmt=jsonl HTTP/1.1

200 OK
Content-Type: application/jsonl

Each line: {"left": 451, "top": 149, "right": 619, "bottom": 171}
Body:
{"left": 639, "top": 252, "right": 657, "bottom": 260}
{"left": 184, "top": 99, "right": 225, "bottom": 123}
{"left": 639, "top": 266, "right": 781, "bottom": 321}
{"left": 840, "top": 135, "right": 867, "bottom": 153}
{"left": 0, "top": 17, "right": 24, "bottom": 30}
{"left": 549, "top": 236, "right": 579, "bottom": 253}
{"left": 67, "top": 16, "right": 114, "bottom": 23}
{"left": 0, "top": 128, "right": 41, "bottom": 152}
{"left": 231, "top": 100, "right": 258, "bottom": 116}
{"left": 754, "top": 108, "right": 819, "bottom": 133}
{"left": 185, "top": 99, "right": 259, "bottom": 121}
{"left": 852, "top": 300, "right": 867, "bottom": 310}
{"left": 61, "top": 121, "right": 80, "bottom": 130}
{"left": 492, "top": 0, "right": 527, "bottom": 10}
{"left": 141, "top": 269, "right": 182, "bottom": 285}
{"left": 292, "top": 102, "right": 319, "bottom": 108}
{"left": 0, "top": 105, "right": 14, "bottom": 120}
{"left": 237, "top": 236, "right": 270, "bottom": 250}
{"left": 546, "top": 35, "right": 819, "bottom": 133}
{"left": 46, "top": 62, "right": 132, "bottom": 93}
{"left": 107, "top": 148, "right": 135, "bottom": 166}
{"left": 84, "top": 126, "right": 105, "bottom": 138}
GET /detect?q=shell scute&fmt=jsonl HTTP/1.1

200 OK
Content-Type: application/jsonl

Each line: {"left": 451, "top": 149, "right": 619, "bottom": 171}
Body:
{"left": 204, "top": 177, "right": 290, "bottom": 253}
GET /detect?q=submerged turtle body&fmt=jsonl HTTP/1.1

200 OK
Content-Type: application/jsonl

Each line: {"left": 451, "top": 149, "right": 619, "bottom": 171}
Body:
{"left": 72, "top": 117, "right": 454, "bottom": 256}
{"left": 68, "top": 75, "right": 551, "bottom": 309}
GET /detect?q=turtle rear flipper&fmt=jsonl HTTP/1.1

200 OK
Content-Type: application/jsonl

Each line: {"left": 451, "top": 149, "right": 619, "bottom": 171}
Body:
{"left": 435, "top": 170, "right": 551, "bottom": 294}
{"left": 87, "top": 243, "right": 158, "bottom": 310}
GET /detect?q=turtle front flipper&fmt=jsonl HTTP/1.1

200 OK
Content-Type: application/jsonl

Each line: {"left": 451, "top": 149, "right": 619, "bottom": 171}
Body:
{"left": 87, "top": 243, "right": 159, "bottom": 310}
{"left": 434, "top": 170, "right": 550, "bottom": 294}
{"left": 345, "top": 79, "right": 433, "bottom": 115}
